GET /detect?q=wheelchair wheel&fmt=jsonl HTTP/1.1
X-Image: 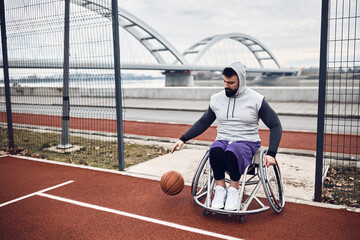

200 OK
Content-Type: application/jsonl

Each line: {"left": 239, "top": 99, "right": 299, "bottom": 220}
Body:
{"left": 191, "top": 150, "right": 212, "bottom": 201}
{"left": 203, "top": 210, "right": 211, "bottom": 216}
{"left": 259, "top": 153, "right": 285, "bottom": 213}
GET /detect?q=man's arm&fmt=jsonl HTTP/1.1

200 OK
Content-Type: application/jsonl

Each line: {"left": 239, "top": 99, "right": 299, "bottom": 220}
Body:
{"left": 172, "top": 107, "right": 216, "bottom": 153}
{"left": 259, "top": 98, "right": 282, "bottom": 165}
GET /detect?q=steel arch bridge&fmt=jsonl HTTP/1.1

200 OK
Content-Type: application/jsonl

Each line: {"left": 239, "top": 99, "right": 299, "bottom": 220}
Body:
{"left": 183, "top": 33, "right": 281, "bottom": 68}
{"left": 73, "top": 0, "right": 281, "bottom": 69}
{"left": 72, "top": 0, "right": 188, "bottom": 65}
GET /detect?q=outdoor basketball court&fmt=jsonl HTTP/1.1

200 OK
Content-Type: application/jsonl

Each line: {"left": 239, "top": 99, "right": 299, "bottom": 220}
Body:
{"left": 1, "top": 155, "right": 359, "bottom": 239}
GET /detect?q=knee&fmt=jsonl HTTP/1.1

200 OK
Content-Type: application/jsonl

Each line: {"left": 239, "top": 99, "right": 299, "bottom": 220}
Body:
{"left": 210, "top": 147, "right": 225, "bottom": 158}
{"left": 225, "top": 150, "right": 237, "bottom": 162}
{"left": 225, "top": 151, "right": 241, "bottom": 181}
{"left": 225, "top": 151, "right": 239, "bottom": 170}
{"left": 210, "top": 147, "right": 225, "bottom": 166}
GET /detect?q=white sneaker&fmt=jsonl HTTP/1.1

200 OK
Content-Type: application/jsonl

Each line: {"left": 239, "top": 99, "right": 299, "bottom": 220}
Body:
{"left": 211, "top": 185, "right": 227, "bottom": 209}
{"left": 224, "top": 187, "right": 240, "bottom": 211}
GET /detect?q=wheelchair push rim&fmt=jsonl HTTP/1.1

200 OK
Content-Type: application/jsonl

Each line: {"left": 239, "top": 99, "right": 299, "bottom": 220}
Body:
{"left": 259, "top": 149, "right": 285, "bottom": 213}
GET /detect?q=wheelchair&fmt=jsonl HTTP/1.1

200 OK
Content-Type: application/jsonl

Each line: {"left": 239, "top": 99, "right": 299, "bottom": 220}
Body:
{"left": 191, "top": 147, "right": 285, "bottom": 222}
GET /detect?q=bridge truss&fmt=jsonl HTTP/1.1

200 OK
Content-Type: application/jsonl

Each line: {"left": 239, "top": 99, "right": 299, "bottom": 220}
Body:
{"left": 183, "top": 33, "right": 281, "bottom": 68}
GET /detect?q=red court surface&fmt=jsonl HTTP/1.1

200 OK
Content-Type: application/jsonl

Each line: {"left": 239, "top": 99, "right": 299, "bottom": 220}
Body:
{"left": 4, "top": 113, "right": 360, "bottom": 154}
{"left": 1, "top": 155, "right": 359, "bottom": 240}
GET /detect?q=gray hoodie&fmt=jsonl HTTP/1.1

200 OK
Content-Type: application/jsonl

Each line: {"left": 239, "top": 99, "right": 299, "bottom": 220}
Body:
{"left": 180, "top": 61, "right": 282, "bottom": 157}
{"left": 210, "top": 62, "right": 264, "bottom": 142}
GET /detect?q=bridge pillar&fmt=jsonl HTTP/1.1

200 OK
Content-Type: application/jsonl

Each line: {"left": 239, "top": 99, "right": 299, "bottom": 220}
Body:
{"left": 164, "top": 70, "right": 194, "bottom": 87}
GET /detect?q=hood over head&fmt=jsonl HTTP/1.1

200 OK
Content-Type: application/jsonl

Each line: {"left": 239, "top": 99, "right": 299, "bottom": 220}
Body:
{"left": 228, "top": 61, "right": 247, "bottom": 95}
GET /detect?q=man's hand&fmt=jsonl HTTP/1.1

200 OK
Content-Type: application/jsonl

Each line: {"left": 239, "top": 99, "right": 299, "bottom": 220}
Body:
{"left": 171, "top": 140, "right": 184, "bottom": 153}
{"left": 263, "top": 155, "right": 276, "bottom": 167}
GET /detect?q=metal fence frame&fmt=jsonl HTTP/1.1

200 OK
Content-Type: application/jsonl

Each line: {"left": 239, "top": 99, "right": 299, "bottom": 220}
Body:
{"left": 0, "top": 0, "right": 14, "bottom": 150}
{"left": 315, "top": 0, "right": 330, "bottom": 202}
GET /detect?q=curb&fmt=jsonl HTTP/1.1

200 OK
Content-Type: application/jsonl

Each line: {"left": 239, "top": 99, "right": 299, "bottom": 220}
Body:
{"left": 124, "top": 134, "right": 317, "bottom": 158}
{"left": 123, "top": 105, "right": 320, "bottom": 118}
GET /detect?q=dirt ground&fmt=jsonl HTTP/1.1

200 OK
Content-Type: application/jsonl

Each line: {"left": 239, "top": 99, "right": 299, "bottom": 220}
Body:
{"left": 0, "top": 127, "right": 169, "bottom": 169}
{"left": 322, "top": 166, "right": 360, "bottom": 208}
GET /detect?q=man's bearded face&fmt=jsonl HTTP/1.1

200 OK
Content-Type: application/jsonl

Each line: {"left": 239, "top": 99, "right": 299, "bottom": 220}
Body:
{"left": 223, "top": 75, "right": 239, "bottom": 97}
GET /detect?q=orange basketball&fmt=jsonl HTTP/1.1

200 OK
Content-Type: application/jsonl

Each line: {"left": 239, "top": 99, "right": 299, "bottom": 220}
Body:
{"left": 160, "top": 171, "right": 184, "bottom": 195}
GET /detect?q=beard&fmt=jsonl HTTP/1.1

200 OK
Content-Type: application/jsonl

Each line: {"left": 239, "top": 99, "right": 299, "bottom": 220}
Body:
{"left": 225, "top": 88, "right": 238, "bottom": 97}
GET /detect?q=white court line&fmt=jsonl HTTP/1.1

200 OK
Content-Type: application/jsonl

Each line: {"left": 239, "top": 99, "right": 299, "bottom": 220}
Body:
{"left": 0, "top": 180, "right": 74, "bottom": 208}
{"left": 38, "top": 192, "right": 243, "bottom": 240}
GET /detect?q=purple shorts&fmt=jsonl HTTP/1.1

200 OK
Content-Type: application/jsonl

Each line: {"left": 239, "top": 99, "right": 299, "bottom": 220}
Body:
{"left": 209, "top": 140, "right": 261, "bottom": 175}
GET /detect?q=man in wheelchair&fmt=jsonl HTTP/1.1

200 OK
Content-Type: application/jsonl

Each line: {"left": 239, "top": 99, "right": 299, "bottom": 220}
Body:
{"left": 172, "top": 61, "right": 282, "bottom": 211}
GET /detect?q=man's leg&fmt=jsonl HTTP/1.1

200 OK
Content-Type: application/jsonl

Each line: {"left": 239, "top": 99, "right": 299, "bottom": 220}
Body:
{"left": 209, "top": 141, "right": 228, "bottom": 209}
{"left": 209, "top": 147, "right": 226, "bottom": 188}
{"left": 222, "top": 150, "right": 241, "bottom": 210}
{"left": 223, "top": 142, "right": 259, "bottom": 211}
{"left": 224, "top": 151, "right": 241, "bottom": 189}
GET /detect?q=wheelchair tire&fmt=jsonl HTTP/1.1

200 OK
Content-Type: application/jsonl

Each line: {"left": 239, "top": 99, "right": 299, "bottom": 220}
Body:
{"left": 191, "top": 150, "right": 212, "bottom": 200}
{"left": 259, "top": 151, "right": 285, "bottom": 213}
{"left": 203, "top": 210, "right": 211, "bottom": 216}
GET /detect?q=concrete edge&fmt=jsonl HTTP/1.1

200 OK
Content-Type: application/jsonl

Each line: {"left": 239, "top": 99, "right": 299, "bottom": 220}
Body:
{"left": 0, "top": 154, "right": 161, "bottom": 181}
{"left": 1, "top": 154, "right": 359, "bottom": 213}
{"left": 285, "top": 197, "right": 360, "bottom": 213}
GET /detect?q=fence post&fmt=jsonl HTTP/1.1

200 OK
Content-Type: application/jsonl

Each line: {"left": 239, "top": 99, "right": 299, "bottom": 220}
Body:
{"left": 58, "top": 0, "right": 72, "bottom": 149}
{"left": 0, "top": 0, "right": 14, "bottom": 150}
{"left": 111, "top": 0, "right": 125, "bottom": 170}
{"left": 314, "top": 0, "right": 329, "bottom": 202}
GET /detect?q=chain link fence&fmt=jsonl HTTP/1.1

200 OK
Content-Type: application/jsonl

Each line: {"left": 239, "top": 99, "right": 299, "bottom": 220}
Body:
{"left": 316, "top": 0, "right": 360, "bottom": 207}
{"left": 1, "top": 0, "right": 125, "bottom": 169}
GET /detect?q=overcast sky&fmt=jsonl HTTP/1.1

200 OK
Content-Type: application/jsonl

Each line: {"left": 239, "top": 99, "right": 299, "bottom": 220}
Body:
{"left": 119, "top": 0, "right": 322, "bottom": 69}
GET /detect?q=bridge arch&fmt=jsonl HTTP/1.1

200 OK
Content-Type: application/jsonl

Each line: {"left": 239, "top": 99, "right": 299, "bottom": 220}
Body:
{"left": 183, "top": 33, "right": 281, "bottom": 68}
{"left": 71, "top": 0, "right": 188, "bottom": 65}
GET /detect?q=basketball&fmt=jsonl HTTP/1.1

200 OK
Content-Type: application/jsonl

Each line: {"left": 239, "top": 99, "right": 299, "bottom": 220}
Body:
{"left": 160, "top": 171, "right": 184, "bottom": 195}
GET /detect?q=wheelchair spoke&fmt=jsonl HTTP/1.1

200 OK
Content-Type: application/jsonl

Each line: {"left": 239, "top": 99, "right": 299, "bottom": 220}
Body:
{"left": 192, "top": 150, "right": 213, "bottom": 203}
{"left": 196, "top": 175, "right": 208, "bottom": 195}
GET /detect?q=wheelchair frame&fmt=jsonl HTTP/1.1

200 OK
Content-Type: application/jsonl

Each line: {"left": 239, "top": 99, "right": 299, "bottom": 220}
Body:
{"left": 191, "top": 147, "right": 285, "bottom": 221}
